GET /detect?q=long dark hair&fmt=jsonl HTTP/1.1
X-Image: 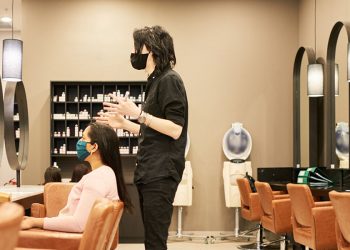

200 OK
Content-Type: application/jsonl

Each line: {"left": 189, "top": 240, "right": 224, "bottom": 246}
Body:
{"left": 88, "top": 123, "right": 132, "bottom": 212}
{"left": 71, "top": 163, "right": 91, "bottom": 182}
{"left": 133, "top": 25, "right": 176, "bottom": 74}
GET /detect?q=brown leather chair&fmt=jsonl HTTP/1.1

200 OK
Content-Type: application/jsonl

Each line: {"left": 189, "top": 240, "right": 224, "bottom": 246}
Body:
{"left": 18, "top": 199, "right": 124, "bottom": 250}
{"left": 31, "top": 183, "right": 74, "bottom": 218}
{"left": 236, "top": 178, "right": 263, "bottom": 248}
{"left": 0, "top": 202, "right": 24, "bottom": 250}
{"left": 255, "top": 181, "right": 292, "bottom": 249}
{"left": 287, "top": 183, "right": 337, "bottom": 250}
{"left": 329, "top": 191, "right": 350, "bottom": 250}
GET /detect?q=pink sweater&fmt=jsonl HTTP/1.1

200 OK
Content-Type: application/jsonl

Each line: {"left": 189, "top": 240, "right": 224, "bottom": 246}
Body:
{"left": 43, "top": 165, "right": 119, "bottom": 233}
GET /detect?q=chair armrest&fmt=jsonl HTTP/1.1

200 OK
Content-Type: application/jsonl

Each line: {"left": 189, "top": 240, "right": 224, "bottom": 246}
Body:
{"left": 31, "top": 203, "right": 46, "bottom": 218}
{"left": 18, "top": 229, "right": 82, "bottom": 250}
{"left": 312, "top": 206, "right": 337, "bottom": 250}
{"left": 274, "top": 194, "right": 290, "bottom": 200}
{"left": 272, "top": 198, "right": 292, "bottom": 233}
{"left": 314, "top": 201, "right": 332, "bottom": 207}
{"left": 272, "top": 191, "right": 286, "bottom": 195}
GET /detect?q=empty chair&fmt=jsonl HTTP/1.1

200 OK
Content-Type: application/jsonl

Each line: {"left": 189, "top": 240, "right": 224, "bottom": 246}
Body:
{"left": 329, "top": 191, "right": 350, "bottom": 250}
{"left": 0, "top": 202, "right": 24, "bottom": 250}
{"left": 236, "top": 178, "right": 263, "bottom": 248}
{"left": 255, "top": 181, "right": 292, "bottom": 249}
{"left": 287, "top": 183, "right": 337, "bottom": 250}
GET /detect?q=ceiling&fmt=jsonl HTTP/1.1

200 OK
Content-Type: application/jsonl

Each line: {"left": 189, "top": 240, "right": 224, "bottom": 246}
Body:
{"left": 0, "top": 0, "right": 22, "bottom": 31}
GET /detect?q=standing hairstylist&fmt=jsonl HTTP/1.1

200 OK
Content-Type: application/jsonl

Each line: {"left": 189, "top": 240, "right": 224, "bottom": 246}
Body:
{"left": 95, "top": 25, "right": 188, "bottom": 250}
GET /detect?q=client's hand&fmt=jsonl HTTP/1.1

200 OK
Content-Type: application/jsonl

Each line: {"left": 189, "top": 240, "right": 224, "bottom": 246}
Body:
{"left": 21, "top": 217, "right": 34, "bottom": 230}
{"left": 21, "top": 217, "right": 44, "bottom": 230}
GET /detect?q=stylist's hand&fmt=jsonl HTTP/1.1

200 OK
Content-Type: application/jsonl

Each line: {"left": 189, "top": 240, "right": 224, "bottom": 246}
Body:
{"left": 94, "top": 112, "right": 126, "bottom": 129}
{"left": 105, "top": 92, "right": 141, "bottom": 118}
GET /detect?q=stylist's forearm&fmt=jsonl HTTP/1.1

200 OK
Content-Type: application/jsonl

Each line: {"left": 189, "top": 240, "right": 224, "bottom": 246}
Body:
{"left": 122, "top": 119, "right": 140, "bottom": 135}
{"left": 146, "top": 115, "right": 183, "bottom": 140}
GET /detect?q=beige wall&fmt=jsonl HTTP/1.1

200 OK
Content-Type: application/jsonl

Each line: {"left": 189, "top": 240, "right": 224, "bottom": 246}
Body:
{"left": 21, "top": 0, "right": 298, "bottom": 231}
{"left": 299, "top": 0, "right": 350, "bottom": 166}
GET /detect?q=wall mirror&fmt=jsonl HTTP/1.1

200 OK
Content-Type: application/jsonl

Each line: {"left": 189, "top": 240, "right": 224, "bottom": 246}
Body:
{"left": 326, "top": 21, "right": 350, "bottom": 168}
{"left": 293, "top": 47, "right": 323, "bottom": 167}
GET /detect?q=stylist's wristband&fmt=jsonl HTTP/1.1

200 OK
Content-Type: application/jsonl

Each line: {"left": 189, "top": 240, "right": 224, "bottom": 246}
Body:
{"left": 137, "top": 111, "right": 147, "bottom": 124}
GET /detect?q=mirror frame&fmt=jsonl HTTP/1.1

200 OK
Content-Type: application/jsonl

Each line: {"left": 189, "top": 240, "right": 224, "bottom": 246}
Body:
{"left": 293, "top": 47, "right": 324, "bottom": 167}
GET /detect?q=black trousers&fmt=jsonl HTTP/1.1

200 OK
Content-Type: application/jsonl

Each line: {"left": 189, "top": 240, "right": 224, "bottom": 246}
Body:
{"left": 137, "top": 177, "right": 179, "bottom": 250}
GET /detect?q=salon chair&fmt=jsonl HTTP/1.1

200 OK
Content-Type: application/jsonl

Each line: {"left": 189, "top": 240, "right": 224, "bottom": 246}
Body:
{"left": 255, "top": 181, "right": 292, "bottom": 249}
{"left": 329, "top": 191, "right": 350, "bottom": 250}
{"left": 31, "top": 183, "right": 74, "bottom": 218}
{"left": 18, "top": 199, "right": 124, "bottom": 250}
{"left": 0, "top": 202, "right": 24, "bottom": 250}
{"left": 287, "top": 183, "right": 337, "bottom": 250}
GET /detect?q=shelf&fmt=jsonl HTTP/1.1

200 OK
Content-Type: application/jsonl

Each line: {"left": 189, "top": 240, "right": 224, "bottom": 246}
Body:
{"left": 51, "top": 81, "right": 146, "bottom": 167}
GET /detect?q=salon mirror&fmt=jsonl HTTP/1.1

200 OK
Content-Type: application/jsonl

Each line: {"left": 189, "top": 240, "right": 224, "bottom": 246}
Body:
{"left": 334, "top": 29, "right": 349, "bottom": 167}
{"left": 300, "top": 55, "right": 310, "bottom": 167}
{"left": 326, "top": 21, "right": 350, "bottom": 168}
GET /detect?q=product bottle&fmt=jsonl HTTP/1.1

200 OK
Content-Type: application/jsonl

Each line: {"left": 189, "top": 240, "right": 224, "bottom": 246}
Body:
{"left": 67, "top": 127, "right": 70, "bottom": 137}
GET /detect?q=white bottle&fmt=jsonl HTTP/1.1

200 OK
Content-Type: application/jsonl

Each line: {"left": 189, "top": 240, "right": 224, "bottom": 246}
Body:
{"left": 79, "top": 129, "right": 83, "bottom": 137}
{"left": 75, "top": 124, "right": 78, "bottom": 137}
{"left": 53, "top": 162, "right": 59, "bottom": 168}
{"left": 54, "top": 148, "right": 58, "bottom": 154}
{"left": 66, "top": 127, "right": 70, "bottom": 137}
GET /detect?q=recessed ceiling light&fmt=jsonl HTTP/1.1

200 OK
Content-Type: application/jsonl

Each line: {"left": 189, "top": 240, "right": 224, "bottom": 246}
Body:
{"left": 1, "top": 16, "right": 12, "bottom": 23}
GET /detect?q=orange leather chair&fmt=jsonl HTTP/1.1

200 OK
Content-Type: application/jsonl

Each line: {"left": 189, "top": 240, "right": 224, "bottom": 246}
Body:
{"left": 0, "top": 202, "right": 24, "bottom": 250}
{"left": 287, "top": 183, "right": 337, "bottom": 250}
{"left": 18, "top": 199, "right": 124, "bottom": 250}
{"left": 329, "top": 191, "right": 350, "bottom": 250}
{"left": 236, "top": 178, "right": 263, "bottom": 248}
{"left": 31, "top": 183, "right": 74, "bottom": 218}
{"left": 255, "top": 181, "right": 292, "bottom": 249}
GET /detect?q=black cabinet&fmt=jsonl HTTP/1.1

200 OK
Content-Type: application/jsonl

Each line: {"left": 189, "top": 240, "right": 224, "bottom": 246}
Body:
{"left": 50, "top": 81, "right": 146, "bottom": 242}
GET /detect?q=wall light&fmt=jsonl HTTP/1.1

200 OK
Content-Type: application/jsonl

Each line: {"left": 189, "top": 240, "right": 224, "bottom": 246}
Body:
{"left": 335, "top": 63, "right": 339, "bottom": 96}
{"left": 2, "top": 0, "right": 23, "bottom": 82}
{"left": 2, "top": 39, "right": 22, "bottom": 82}
{"left": 0, "top": 16, "right": 12, "bottom": 23}
{"left": 307, "top": 63, "right": 324, "bottom": 97}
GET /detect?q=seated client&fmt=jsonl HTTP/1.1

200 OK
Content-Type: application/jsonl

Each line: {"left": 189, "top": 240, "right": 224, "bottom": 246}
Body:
{"left": 21, "top": 123, "right": 131, "bottom": 233}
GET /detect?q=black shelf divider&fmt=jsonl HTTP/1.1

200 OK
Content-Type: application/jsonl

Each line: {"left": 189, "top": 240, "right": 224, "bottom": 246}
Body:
{"left": 50, "top": 81, "right": 146, "bottom": 176}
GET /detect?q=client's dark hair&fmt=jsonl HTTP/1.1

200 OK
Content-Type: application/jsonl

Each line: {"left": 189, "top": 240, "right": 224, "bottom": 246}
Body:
{"left": 44, "top": 167, "right": 62, "bottom": 184}
{"left": 133, "top": 25, "right": 176, "bottom": 74}
{"left": 88, "top": 123, "right": 132, "bottom": 211}
{"left": 71, "top": 163, "right": 91, "bottom": 182}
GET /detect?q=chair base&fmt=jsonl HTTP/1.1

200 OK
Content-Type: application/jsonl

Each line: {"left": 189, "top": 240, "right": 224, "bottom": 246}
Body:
{"left": 238, "top": 242, "right": 280, "bottom": 250}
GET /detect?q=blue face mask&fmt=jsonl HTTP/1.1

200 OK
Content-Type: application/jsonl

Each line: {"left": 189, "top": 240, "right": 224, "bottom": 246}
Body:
{"left": 76, "top": 140, "right": 91, "bottom": 161}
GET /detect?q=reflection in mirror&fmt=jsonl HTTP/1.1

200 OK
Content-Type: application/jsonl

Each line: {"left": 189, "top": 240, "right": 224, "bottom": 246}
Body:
{"left": 300, "top": 56, "right": 309, "bottom": 167}
{"left": 335, "top": 29, "right": 349, "bottom": 168}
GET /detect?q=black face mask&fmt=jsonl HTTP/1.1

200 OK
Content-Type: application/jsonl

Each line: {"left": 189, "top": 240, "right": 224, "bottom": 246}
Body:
{"left": 130, "top": 53, "right": 149, "bottom": 70}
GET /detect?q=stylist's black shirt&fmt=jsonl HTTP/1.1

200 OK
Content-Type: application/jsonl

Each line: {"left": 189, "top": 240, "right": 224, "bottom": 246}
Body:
{"left": 135, "top": 68, "right": 188, "bottom": 185}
